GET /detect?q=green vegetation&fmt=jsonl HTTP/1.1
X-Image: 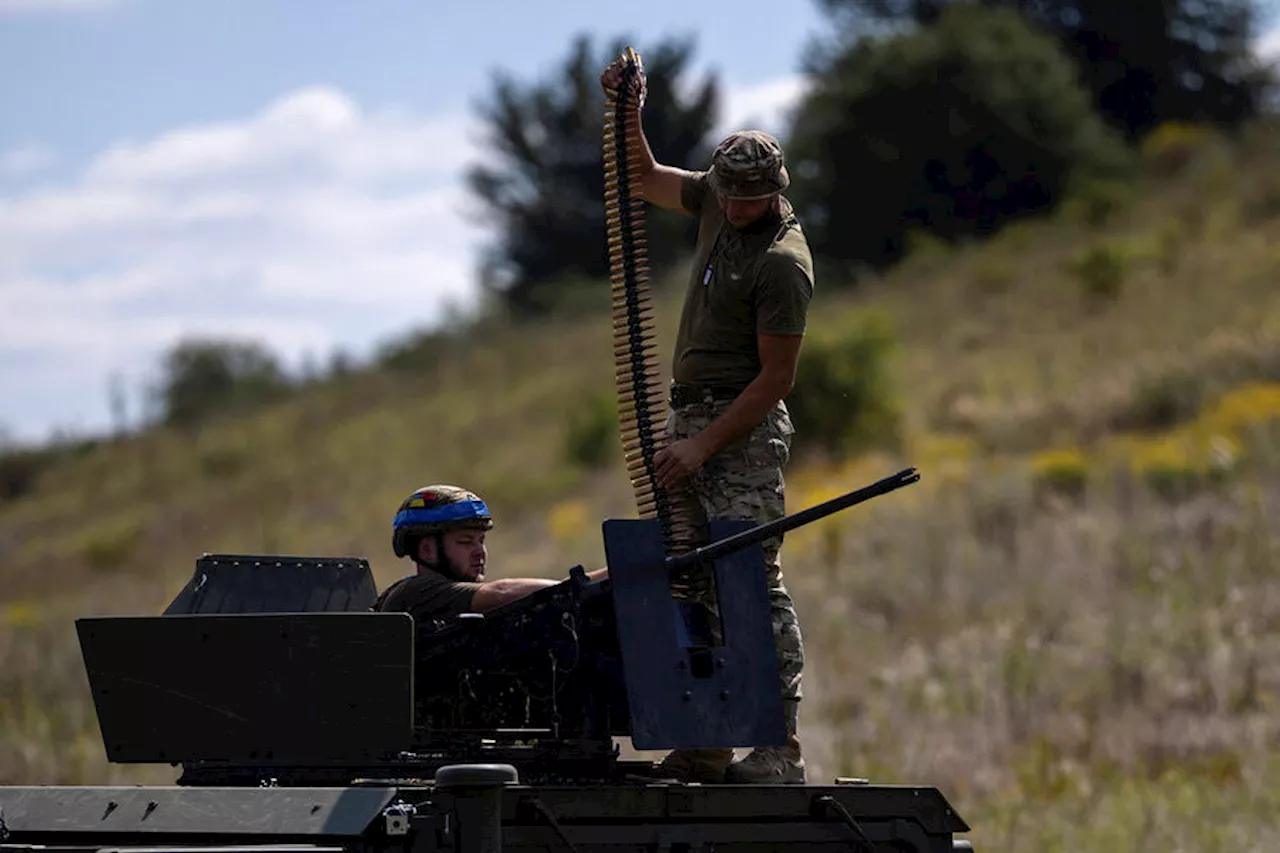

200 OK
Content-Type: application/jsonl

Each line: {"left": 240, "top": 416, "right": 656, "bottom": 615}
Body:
{"left": 787, "top": 306, "right": 902, "bottom": 458}
{"left": 4, "top": 118, "right": 1280, "bottom": 852}
{"left": 787, "top": 3, "right": 1132, "bottom": 268}
{"left": 466, "top": 33, "right": 717, "bottom": 316}
{"left": 817, "top": 0, "right": 1270, "bottom": 141}
{"left": 154, "top": 338, "right": 294, "bottom": 429}
{"left": 4, "top": 0, "right": 1280, "bottom": 837}
{"left": 460, "top": 0, "right": 1271, "bottom": 319}
{"left": 563, "top": 388, "right": 619, "bottom": 469}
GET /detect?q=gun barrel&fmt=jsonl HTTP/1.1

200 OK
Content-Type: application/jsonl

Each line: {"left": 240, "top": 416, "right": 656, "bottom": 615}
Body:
{"left": 664, "top": 467, "right": 920, "bottom": 573}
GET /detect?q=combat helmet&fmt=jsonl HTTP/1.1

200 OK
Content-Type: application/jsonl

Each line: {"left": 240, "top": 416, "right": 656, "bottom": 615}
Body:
{"left": 392, "top": 485, "right": 494, "bottom": 560}
{"left": 708, "top": 130, "right": 790, "bottom": 200}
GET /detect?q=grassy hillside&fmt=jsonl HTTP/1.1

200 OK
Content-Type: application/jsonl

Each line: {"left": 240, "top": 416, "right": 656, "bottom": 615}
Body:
{"left": 4, "top": 119, "right": 1280, "bottom": 850}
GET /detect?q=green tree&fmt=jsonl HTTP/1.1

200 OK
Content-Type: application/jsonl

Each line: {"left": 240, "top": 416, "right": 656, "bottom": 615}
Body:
{"left": 814, "top": 0, "right": 1274, "bottom": 139}
{"left": 153, "top": 339, "right": 292, "bottom": 428}
{"left": 467, "top": 33, "right": 720, "bottom": 317}
{"left": 786, "top": 3, "right": 1129, "bottom": 269}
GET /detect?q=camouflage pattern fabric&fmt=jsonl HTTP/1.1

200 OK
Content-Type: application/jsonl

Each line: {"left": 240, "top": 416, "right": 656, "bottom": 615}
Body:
{"left": 665, "top": 398, "right": 804, "bottom": 703}
{"left": 708, "top": 130, "right": 791, "bottom": 200}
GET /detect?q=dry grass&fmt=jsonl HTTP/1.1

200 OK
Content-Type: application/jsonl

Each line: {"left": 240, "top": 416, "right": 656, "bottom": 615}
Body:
{"left": 785, "top": 426, "right": 1280, "bottom": 846}
{"left": 3, "top": 120, "right": 1280, "bottom": 849}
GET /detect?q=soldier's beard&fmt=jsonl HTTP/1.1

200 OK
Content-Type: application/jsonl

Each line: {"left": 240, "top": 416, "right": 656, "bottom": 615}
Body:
{"left": 450, "top": 559, "right": 485, "bottom": 582}
{"left": 434, "top": 550, "right": 485, "bottom": 583}
{"left": 434, "top": 555, "right": 471, "bottom": 582}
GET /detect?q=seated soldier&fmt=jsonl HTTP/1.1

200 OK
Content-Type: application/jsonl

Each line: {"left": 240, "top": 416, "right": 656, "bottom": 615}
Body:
{"left": 374, "top": 484, "right": 606, "bottom": 621}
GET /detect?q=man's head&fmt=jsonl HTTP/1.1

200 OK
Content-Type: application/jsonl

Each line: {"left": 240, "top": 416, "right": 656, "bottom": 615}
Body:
{"left": 708, "top": 130, "right": 790, "bottom": 229}
{"left": 392, "top": 485, "right": 493, "bottom": 582}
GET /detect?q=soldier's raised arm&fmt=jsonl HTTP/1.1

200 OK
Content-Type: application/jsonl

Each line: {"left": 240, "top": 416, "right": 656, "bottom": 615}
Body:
{"left": 600, "top": 54, "right": 697, "bottom": 216}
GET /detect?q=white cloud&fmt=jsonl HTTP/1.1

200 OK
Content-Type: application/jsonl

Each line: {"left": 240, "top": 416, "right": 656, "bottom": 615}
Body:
{"left": 84, "top": 89, "right": 474, "bottom": 189}
{"left": 0, "top": 75, "right": 811, "bottom": 443}
{"left": 714, "top": 75, "right": 811, "bottom": 141}
{"left": 0, "top": 86, "right": 488, "bottom": 441}
{"left": 1255, "top": 25, "right": 1280, "bottom": 64}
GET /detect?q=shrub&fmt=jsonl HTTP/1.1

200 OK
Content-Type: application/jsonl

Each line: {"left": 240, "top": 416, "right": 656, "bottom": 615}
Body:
{"left": 787, "top": 308, "right": 901, "bottom": 458}
{"left": 1202, "top": 384, "right": 1280, "bottom": 435}
{"left": 903, "top": 227, "right": 952, "bottom": 269}
{"left": 375, "top": 327, "right": 462, "bottom": 374}
{"left": 1114, "top": 367, "right": 1205, "bottom": 433}
{"left": 73, "top": 516, "right": 145, "bottom": 572}
{"left": 786, "top": 3, "right": 1132, "bottom": 270}
{"left": 1064, "top": 242, "right": 1128, "bottom": 304}
{"left": 1030, "top": 447, "right": 1090, "bottom": 501}
{"left": 1061, "top": 178, "right": 1133, "bottom": 229}
{"left": 1139, "top": 122, "right": 1218, "bottom": 177}
{"left": 564, "top": 388, "right": 618, "bottom": 468}
{"left": 153, "top": 338, "right": 293, "bottom": 429}
{"left": 1194, "top": 383, "right": 1280, "bottom": 465}
{"left": 1129, "top": 435, "right": 1238, "bottom": 503}
{"left": 0, "top": 436, "right": 102, "bottom": 505}
{"left": 0, "top": 449, "right": 44, "bottom": 504}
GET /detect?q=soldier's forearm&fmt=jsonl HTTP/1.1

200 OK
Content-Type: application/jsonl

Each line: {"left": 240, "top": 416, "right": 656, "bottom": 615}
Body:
{"left": 693, "top": 371, "right": 791, "bottom": 460}
{"left": 472, "top": 577, "right": 560, "bottom": 611}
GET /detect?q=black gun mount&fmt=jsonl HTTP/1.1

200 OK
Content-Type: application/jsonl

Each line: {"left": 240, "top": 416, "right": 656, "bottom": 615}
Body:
{"left": 0, "top": 466, "right": 978, "bottom": 853}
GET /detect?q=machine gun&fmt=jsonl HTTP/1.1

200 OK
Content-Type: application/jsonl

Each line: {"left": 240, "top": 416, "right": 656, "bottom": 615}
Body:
{"left": 0, "top": 467, "right": 977, "bottom": 853}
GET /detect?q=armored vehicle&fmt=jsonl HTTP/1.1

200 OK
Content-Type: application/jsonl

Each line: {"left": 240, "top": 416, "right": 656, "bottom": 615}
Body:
{"left": 0, "top": 468, "right": 975, "bottom": 852}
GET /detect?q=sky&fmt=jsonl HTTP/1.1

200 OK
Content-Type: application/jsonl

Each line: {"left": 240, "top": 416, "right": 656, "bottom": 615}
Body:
{"left": 1, "top": 0, "right": 1278, "bottom": 444}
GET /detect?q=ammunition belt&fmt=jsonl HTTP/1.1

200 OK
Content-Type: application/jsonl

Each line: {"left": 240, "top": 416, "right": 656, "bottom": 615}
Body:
{"left": 603, "top": 48, "right": 699, "bottom": 554}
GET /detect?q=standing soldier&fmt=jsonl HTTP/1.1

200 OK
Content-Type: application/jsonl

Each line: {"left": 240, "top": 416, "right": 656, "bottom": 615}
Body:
{"left": 601, "top": 56, "right": 815, "bottom": 784}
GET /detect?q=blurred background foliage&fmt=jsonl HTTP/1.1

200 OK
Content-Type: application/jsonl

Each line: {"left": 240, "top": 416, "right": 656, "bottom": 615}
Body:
{"left": 5, "top": 2, "right": 1280, "bottom": 850}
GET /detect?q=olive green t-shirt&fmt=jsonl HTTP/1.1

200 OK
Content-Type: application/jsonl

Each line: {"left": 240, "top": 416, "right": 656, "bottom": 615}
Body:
{"left": 671, "top": 171, "right": 815, "bottom": 388}
{"left": 374, "top": 570, "right": 482, "bottom": 621}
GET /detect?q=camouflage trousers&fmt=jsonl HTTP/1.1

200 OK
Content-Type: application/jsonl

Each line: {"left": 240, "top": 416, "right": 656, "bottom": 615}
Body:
{"left": 664, "top": 397, "right": 805, "bottom": 703}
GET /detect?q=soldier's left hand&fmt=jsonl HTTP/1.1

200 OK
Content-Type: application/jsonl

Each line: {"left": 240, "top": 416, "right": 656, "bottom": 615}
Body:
{"left": 655, "top": 439, "right": 707, "bottom": 489}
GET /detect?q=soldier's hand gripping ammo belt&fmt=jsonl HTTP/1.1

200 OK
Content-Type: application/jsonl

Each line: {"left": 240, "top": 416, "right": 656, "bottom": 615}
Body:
{"left": 602, "top": 48, "right": 699, "bottom": 556}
